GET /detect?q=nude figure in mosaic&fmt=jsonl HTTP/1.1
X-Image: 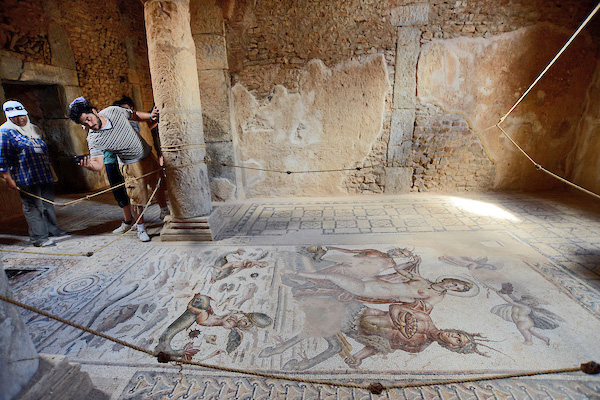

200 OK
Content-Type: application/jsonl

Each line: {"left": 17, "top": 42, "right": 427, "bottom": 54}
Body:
{"left": 290, "top": 266, "right": 474, "bottom": 310}
{"left": 307, "top": 246, "right": 414, "bottom": 278}
{"left": 155, "top": 293, "right": 272, "bottom": 356}
{"left": 210, "top": 248, "right": 269, "bottom": 282}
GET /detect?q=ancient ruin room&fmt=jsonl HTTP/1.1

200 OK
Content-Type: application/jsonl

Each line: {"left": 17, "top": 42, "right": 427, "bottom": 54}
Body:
{"left": 1, "top": 0, "right": 600, "bottom": 399}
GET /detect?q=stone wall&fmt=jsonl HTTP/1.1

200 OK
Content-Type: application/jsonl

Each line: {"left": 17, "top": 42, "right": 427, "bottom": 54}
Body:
{"left": 1, "top": 0, "right": 599, "bottom": 208}
{"left": 566, "top": 60, "right": 600, "bottom": 195}
{"left": 225, "top": 0, "right": 600, "bottom": 196}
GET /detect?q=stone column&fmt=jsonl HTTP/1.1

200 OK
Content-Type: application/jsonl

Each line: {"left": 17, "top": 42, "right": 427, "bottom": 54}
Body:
{"left": 0, "top": 272, "right": 39, "bottom": 400}
{"left": 384, "top": 4, "right": 429, "bottom": 193}
{"left": 142, "top": 0, "right": 224, "bottom": 240}
{"left": 191, "top": 0, "right": 239, "bottom": 202}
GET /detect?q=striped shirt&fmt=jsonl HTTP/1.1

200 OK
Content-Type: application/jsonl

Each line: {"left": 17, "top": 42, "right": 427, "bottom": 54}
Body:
{"left": 0, "top": 124, "right": 55, "bottom": 186}
{"left": 87, "top": 106, "right": 151, "bottom": 165}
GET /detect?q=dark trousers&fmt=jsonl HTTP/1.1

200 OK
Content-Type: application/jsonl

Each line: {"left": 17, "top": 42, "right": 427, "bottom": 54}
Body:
{"left": 19, "top": 183, "right": 61, "bottom": 244}
{"left": 105, "top": 162, "right": 130, "bottom": 208}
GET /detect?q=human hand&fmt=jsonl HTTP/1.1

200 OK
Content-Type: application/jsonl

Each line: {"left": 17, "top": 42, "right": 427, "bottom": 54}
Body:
{"left": 3, "top": 176, "right": 18, "bottom": 190}
{"left": 150, "top": 106, "right": 159, "bottom": 121}
{"left": 78, "top": 155, "right": 91, "bottom": 169}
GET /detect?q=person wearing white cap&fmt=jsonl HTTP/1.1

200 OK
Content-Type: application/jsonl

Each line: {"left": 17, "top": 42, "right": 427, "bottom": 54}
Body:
{"left": 0, "top": 100, "right": 67, "bottom": 247}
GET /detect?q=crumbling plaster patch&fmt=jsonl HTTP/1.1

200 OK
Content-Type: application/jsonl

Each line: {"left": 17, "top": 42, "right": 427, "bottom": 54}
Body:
{"left": 232, "top": 54, "right": 390, "bottom": 197}
{"left": 417, "top": 23, "right": 594, "bottom": 190}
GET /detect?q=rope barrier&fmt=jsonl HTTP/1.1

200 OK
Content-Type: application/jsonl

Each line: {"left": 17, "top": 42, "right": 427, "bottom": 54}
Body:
{"left": 496, "top": 123, "right": 600, "bottom": 202}
{"left": 13, "top": 169, "right": 160, "bottom": 207}
{"left": 0, "top": 293, "right": 596, "bottom": 394}
{"left": 0, "top": 176, "right": 163, "bottom": 257}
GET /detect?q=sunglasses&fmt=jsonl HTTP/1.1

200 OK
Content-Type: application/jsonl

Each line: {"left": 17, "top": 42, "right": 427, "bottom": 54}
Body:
{"left": 5, "top": 106, "right": 24, "bottom": 111}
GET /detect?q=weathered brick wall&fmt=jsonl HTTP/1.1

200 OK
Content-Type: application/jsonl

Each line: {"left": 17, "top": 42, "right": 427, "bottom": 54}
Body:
{"left": 0, "top": 0, "right": 51, "bottom": 64}
{"left": 426, "top": 0, "right": 597, "bottom": 40}
{"left": 226, "top": 0, "right": 599, "bottom": 194}
{"left": 57, "top": 0, "right": 152, "bottom": 109}
{"left": 412, "top": 104, "right": 494, "bottom": 192}
{"left": 0, "top": 0, "right": 152, "bottom": 110}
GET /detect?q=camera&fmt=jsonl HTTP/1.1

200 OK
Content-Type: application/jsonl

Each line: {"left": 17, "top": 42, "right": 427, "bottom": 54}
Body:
{"left": 73, "top": 155, "right": 88, "bottom": 165}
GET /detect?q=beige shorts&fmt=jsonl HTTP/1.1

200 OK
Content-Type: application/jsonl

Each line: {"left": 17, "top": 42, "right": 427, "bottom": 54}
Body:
{"left": 119, "top": 155, "right": 160, "bottom": 206}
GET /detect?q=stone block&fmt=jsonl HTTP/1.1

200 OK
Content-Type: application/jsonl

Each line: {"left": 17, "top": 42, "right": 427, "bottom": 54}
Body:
{"left": 0, "top": 271, "right": 39, "bottom": 400}
{"left": 198, "top": 69, "right": 232, "bottom": 141}
{"left": 127, "top": 68, "right": 139, "bottom": 84}
{"left": 206, "top": 141, "right": 236, "bottom": 182}
{"left": 190, "top": 0, "right": 224, "bottom": 35}
{"left": 393, "top": 28, "right": 420, "bottom": 109}
{"left": 383, "top": 167, "right": 413, "bottom": 193}
{"left": 210, "top": 177, "right": 237, "bottom": 201}
{"left": 389, "top": 108, "right": 415, "bottom": 161}
{"left": 391, "top": 4, "right": 430, "bottom": 27}
{"left": 48, "top": 22, "right": 76, "bottom": 70}
{"left": 124, "top": 38, "right": 136, "bottom": 69}
{"left": 160, "top": 208, "right": 225, "bottom": 241}
{"left": 20, "top": 62, "right": 79, "bottom": 86}
{"left": 0, "top": 55, "right": 24, "bottom": 80}
{"left": 194, "top": 34, "right": 228, "bottom": 70}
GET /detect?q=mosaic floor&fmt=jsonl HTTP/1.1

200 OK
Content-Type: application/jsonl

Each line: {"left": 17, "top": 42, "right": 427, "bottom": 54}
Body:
{"left": 1, "top": 191, "right": 599, "bottom": 399}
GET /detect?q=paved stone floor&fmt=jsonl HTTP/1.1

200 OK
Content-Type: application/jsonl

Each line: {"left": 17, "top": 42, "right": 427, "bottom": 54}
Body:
{"left": 1, "top": 190, "right": 600, "bottom": 399}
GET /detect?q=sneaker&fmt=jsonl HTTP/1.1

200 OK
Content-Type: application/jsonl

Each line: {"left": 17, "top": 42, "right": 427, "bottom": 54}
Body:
{"left": 33, "top": 239, "right": 55, "bottom": 247}
{"left": 159, "top": 209, "right": 170, "bottom": 220}
{"left": 137, "top": 230, "right": 150, "bottom": 242}
{"left": 51, "top": 230, "right": 70, "bottom": 238}
{"left": 112, "top": 221, "right": 133, "bottom": 234}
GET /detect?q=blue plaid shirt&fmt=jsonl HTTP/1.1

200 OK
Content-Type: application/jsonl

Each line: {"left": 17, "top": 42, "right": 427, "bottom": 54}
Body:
{"left": 0, "top": 125, "right": 54, "bottom": 186}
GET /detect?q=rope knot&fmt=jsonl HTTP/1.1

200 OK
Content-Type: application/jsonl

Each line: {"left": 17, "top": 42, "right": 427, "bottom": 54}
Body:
{"left": 534, "top": 164, "right": 542, "bottom": 170}
{"left": 286, "top": 171, "right": 292, "bottom": 175}
{"left": 157, "top": 352, "right": 172, "bottom": 363}
{"left": 581, "top": 361, "right": 600, "bottom": 374}
{"left": 368, "top": 382, "right": 384, "bottom": 394}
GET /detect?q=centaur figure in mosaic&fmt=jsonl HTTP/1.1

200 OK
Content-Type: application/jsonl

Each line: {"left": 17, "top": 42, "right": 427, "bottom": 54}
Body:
{"left": 259, "top": 300, "right": 490, "bottom": 371}
{"left": 261, "top": 247, "right": 485, "bottom": 370}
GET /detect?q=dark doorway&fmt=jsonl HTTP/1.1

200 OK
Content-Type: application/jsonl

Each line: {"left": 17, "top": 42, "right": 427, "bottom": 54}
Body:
{"left": 2, "top": 82, "right": 87, "bottom": 193}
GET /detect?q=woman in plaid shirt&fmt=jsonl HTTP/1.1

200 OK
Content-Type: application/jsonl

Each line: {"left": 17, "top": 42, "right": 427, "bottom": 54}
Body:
{"left": 0, "top": 100, "right": 67, "bottom": 247}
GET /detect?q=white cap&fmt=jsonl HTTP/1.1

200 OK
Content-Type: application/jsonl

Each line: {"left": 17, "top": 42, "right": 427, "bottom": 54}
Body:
{"left": 3, "top": 100, "right": 28, "bottom": 118}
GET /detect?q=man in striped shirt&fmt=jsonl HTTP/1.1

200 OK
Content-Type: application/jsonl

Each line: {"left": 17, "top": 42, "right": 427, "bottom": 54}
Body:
{"left": 68, "top": 97, "right": 169, "bottom": 242}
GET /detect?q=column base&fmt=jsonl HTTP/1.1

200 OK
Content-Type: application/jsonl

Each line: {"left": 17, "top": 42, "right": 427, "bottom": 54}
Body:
{"left": 160, "top": 208, "right": 225, "bottom": 241}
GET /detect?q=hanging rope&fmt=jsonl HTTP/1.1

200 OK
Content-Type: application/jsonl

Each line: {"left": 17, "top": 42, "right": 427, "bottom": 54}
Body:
{"left": 0, "top": 293, "right": 597, "bottom": 394}
{"left": 469, "top": 2, "right": 600, "bottom": 201}
{"left": 499, "top": 2, "right": 600, "bottom": 124}
{"left": 10, "top": 169, "right": 160, "bottom": 207}
{"left": 0, "top": 177, "right": 163, "bottom": 257}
